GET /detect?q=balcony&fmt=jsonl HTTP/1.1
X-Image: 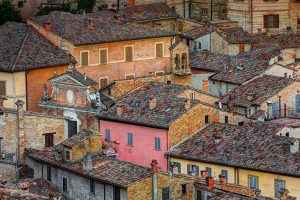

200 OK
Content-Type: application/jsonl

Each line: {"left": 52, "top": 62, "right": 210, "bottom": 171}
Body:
{"left": 173, "top": 67, "right": 191, "bottom": 76}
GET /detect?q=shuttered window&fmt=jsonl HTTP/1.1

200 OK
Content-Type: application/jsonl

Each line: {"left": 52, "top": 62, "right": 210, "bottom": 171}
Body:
{"left": 156, "top": 43, "right": 163, "bottom": 58}
{"left": 125, "top": 46, "right": 133, "bottom": 62}
{"left": 127, "top": 133, "right": 133, "bottom": 146}
{"left": 206, "top": 167, "right": 212, "bottom": 176}
{"left": 264, "top": 14, "right": 279, "bottom": 28}
{"left": 248, "top": 175, "right": 259, "bottom": 189}
{"left": 100, "top": 49, "right": 108, "bottom": 65}
{"left": 44, "top": 133, "right": 54, "bottom": 147}
{"left": 80, "top": 51, "right": 89, "bottom": 66}
{"left": 0, "top": 81, "right": 6, "bottom": 96}
{"left": 154, "top": 137, "right": 161, "bottom": 150}
{"left": 105, "top": 129, "right": 111, "bottom": 141}
{"left": 99, "top": 78, "right": 108, "bottom": 89}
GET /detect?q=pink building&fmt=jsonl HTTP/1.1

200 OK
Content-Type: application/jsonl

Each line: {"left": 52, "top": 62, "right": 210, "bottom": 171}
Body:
{"left": 98, "top": 82, "right": 222, "bottom": 170}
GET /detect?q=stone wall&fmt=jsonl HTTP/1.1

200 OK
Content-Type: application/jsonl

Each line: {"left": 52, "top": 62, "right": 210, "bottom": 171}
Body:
{"left": 0, "top": 162, "right": 16, "bottom": 181}
{"left": 128, "top": 173, "right": 194, "bottom": 200}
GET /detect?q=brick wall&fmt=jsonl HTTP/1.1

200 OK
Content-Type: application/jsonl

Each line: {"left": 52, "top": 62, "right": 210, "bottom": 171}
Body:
{"left": 128, "top": 173, "right": 194, "bottom": 200}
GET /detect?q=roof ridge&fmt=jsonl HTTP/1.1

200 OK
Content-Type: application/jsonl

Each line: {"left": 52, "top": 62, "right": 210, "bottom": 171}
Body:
{"left": 11, "top": 26, "right": 31, "bottom": 72}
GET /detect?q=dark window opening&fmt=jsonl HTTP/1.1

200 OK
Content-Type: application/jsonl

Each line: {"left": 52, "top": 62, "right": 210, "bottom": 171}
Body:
{"left": 205, "top": 115, "right": 210, "bottom": 124}
{"left": 90, "top": 179, "right": 95, "bottom": 194}
{"left": 113, "top": 186, "right": 120, "bottom": 200}
{"left": 44, "top": 133, "right": 54, "bottom": 147}
{"left": 46, "top": 165, "right": 51, "bottom": 182}
{"left": 63, "top": 177, "right": 68, "bottom": 192}
{"left": 182, "top": 184, "right": 187, "bottom": 195}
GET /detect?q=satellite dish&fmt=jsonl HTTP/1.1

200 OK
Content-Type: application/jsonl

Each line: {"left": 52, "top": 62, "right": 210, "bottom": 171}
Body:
{"left": 218, "top": 102, "right": 223, "bottom": 109}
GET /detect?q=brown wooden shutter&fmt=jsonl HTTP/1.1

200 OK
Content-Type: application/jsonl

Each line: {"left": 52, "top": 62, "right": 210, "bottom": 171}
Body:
{"left": 100, "top": 49, "right": 108, "bottom": 65}
{"left": 0, "top": 81, "right": 6, "bottom": 95}
{"left": 81, "top": 52, "right": 89, "bottom": 66}
{"left": 100, "top": 78, "right": 108, "bottom": 89}
{"left": 125, "top": 46, "right": 133, "bottom": 62}
{"left": 156, "top": 43, "right": 163, "bottom": 58}
{"left": 274, "top": 14, "right": 279, "bottom": 28}
{"left": 263, "top": 15, "right": 268, "bottom": 28}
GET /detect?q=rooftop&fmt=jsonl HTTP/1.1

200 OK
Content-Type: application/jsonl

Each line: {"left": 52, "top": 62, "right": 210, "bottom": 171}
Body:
{"left": 168, "top": 121, "right": 300, "bottom": 177}
{"left": 183, "top": 26, "right": 210, "bottom": 39}
{"left": 61, "top": 129, "right": 95, "bottom": 148}
{"left": 97, "top": 82, "right": 201, "bottom": 129}
{"left": 216, "top": 27, "right": 252, "bottom": 44}
{"left": 0, "top": 22, "right": 74, "bottom": 72}
{"left": 220, "top": 75, "right": 294, "bottom": 108}
{"left": 29, "top": 11, "right": 176, "bottom": 46}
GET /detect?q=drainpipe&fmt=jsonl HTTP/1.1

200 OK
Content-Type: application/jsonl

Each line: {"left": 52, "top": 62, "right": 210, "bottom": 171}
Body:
{"left": 151, "top": 160, "right": 158, "bottom": 200}
{"left": 278, "top": 96, "right": 282, "bottom": 118}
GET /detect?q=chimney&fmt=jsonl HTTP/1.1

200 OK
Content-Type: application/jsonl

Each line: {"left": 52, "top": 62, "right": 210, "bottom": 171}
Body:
{"left": 15, "top": 100, "right": 25, "bottom": 164}
{"left": 116, "top": 105, "right": 123, "bottom": 116}
{"left": 219, "top": 174, "right": 226, "bottom": 189}
{"left": 83, "top": 153, "right": 93, "bottom": 171}
{"left": 202, "top": 80, "right": 209, "bottom": 92}
{"left": 290, "top": 139, "right": 299, "bottom": 154}
{"left": 184, "top": 99, "right": 191, "bottom": 110}
{"left": 201, "top": 170, "right": 208, "bottom": 178}
{"left": 87, "top": 20, "right": 95, "bottom": 30}
{"left": 19, "top": 182, "right": 29, "bottom": 191}
{"left": 128, "top": 0, "right": 135, "bottom": 7}
{"left": 0, "top": 97, "right": 7, "bottom": 107}
{"left": 279, "top": 189, "right": 290, "bottom": 200}
{"left": 206, "top": 176, "right": 214, "bottom": 189}
{"left": 45, "top": 22, "right": 51, "bottom": 32}
{"left": 149, "top": 98, "right": 157, "bottom": 110}
{"left": 151, "top": 160, "right": 158, "bottom": 200}
{"left": 246, "top": 93, "right": 253, "bottom": 101}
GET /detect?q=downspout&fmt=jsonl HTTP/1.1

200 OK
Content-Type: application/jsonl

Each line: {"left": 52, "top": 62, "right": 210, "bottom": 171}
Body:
{"left": 250, "top": 0, "right": 253, "bottom": 33}
{"left": 25, "top": 71, "right": 28, "bottom": 110}
{"left": 151, "top": 160, "right": 158, "bottom": 200}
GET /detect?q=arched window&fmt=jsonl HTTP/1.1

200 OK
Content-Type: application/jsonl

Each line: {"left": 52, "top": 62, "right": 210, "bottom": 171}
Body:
{"left": 182, "top": 53, "right": 187, "bottom": 69}
{"left": 175, "top": 54, "right": 180, "bottom": 70}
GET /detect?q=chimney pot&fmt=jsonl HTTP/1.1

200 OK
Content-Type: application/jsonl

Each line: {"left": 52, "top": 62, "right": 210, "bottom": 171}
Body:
{"left": 206, "top": 176, "right": 214, "bottom": 189}
{"left": 45, "top": 22, "right": 51, "bottom": 32}
{"left": 184, "top": 99, "right": 191, "bottom": 109}
{"left": 116, "top": 105, "right": 123, "bottom": 116}
{"left": 151, "top": 160, "right": 158, "bottom": 174}
{"left": 149, "top": 98, "right": 157, "bottom": 110}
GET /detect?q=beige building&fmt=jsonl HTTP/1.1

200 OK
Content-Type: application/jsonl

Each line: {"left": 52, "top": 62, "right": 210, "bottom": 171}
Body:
{"left": 228, "top": 0, "right": 295, "bottom": 34}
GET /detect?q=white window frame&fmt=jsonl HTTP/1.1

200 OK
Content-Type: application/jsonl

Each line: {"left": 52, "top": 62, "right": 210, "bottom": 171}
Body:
{"left": 124, "top": 45, "right": 134, "bottom": 62}
{"left": 155, "top": 42, "right": 164, "bottom": 58}
{"left": 155, "top": 71, "right": 165, "bottom": 76}
{"left": 80, "top": 50, "right": 90, "bottom": 67}
{"left": 99, "top": 48, "right": 109, "bottom": 65}
{"left": 99, "top": 77, "right": 109, "bottom": 89}
{"left": 125, "top": 73, "right": 135, "bottom": 79}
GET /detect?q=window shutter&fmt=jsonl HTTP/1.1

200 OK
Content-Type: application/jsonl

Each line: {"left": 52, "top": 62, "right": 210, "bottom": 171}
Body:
{"left": 274, "top": 15, "right": 279, "bottom": 28}
{"left": 263, "top": 15, "right": 268, "bottom": 28}
{"left": 187, "top": 164, "right": 191, "bottom": 174}
{"left": 178, "top": 163, "right": 181, "bottom": 173}
{"left": 100, "top": 49, "right": 108, "bottom": 64}
{"left": 125, "top": 46, "right": 133, "bottom": 62}
{"left": 49, "top": 134, "right": 54, "bottom": 147}
{"left": 156, "top": 43, "right": 163, "bottom": 58}
{"left": 81, "top": 52, "right": 89, "bottom": 66}
{"left": 0, "top": 81, "right": 6, "bottom": 96}
{"left": 195, "top": 166, "right": 200, "bottom": 176}
{"left": 45, "top": 135, "right": 50, "bottom": 147}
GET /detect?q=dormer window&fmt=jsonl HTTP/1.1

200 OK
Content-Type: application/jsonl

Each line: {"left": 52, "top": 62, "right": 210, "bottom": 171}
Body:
{"left": 65, "top": 149, "right": 71, "bottom": 161}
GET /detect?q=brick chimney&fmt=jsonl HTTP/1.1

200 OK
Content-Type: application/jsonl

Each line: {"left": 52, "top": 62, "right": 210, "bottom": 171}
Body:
{"left": 219, "top": 174, "right": 226, "bottom": 189}
{"left": 15, "top": 100, "right": 25, "bottom": 164}
{"left": 184, "top": 99, "right": 191, "bottom": 109}
{"left": 116, "top": 105, "right": 123, "bottom": 116}
{"left": 45, "top": 22, "right": 51, "bottom": 32}
{"left": 201, "top": 170, "right": 208, "bottom": 178}
{"left": 149, "top": 98, "right": 157, "bottom": 110}
{"left": 151, "top": 160, "right": 158, "bottom": 200}
{"left": 206, "top": 176, "right": 214, "bottom": 189}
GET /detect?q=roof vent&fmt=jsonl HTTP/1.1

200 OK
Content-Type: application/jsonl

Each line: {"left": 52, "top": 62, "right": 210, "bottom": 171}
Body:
{"left": 149, "top": 98, "right": 157, "bottom": 110}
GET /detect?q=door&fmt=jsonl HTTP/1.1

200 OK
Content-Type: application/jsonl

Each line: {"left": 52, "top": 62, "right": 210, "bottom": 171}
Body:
{"left": 68, "top": 120, "right": 77, "bottom": 138}
{"left": 296, "top": 94, "right": 300, "bottom": 113}
{"left": 162, "top": 187, "right": 170, "bottom": 200}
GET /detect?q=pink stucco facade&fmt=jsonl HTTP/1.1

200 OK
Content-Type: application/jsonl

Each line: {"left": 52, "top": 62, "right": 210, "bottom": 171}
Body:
{"left": 100, "top": 120, "right": 169, "bottom": 170}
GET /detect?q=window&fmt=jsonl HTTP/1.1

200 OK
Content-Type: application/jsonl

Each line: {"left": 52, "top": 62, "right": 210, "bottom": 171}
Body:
{"left": 181, "top": 184, "right": 187, "bottom": 195}
{"left": 63, "top": 177, "right": 68, "bottom": 192}
{"left": 99, "top": 77, "right": 108, "bottom": 89}
{"left": 286, "top": 132, "right": 290, "bottom": 137}
{"left": 264, "top": 14, "right": 279, "bottom": 28}
{"left": 44, "top": 133, "right": 54, "bottom": 147}
{"left": 190, "top": 92, "right": 195, "bottom": 100}
{"left": 127, "top": 133, "right": 133, "bottom": 146}
{"left": 182, "top": 53, "right": 187, "bottom": 69}
{"left": 47, "top": 165, "right": 51, "bottom": 182}
{"left": 238, "top": 121, "right": 244, "bottom": 126}
{"left": 65, "top": 149, "right": 70, "bottom": 160}
{"left": 105, "top": 129, "right": 111, "bottom": 141}
{"left": 172, "top": 162, "right": 181, "bottom": 173}
{"left": 114, "top": 186, "right": 121, "bottom": 200}
{"left": 156, "top": 43, "right": 163, "bottom": 58}
{"left": 154, "top": 137, "right": 161, "bottom": 150}
{"left": 0, "top": 81, "right": 6, "bottom": 96}
{"left": 275, "top": 179, "right": 285, "bottom": 198}
{"left": 80, "top": 51, "right": 89, "bottom": 66}
{"left": 224, "top": 116, "right": 229, "bottom": 124}
{"left": 192, "top": 165, "right": 199, "bottom": 176}
{"left": 162, "top": 187, "right": 170, "bottom": 200}
{"left": 248, "top": 175, "right": 259, "bottom": 189}
{"left": 125, "top": 74, "right": 135, "bottom": 80}
{"left": 90, "top": 179, "right": 95, "bottom": 194}
{"left": 205, "top": 115, "right": 210, "bottom": 124}
{"left": 100, "top": 49, "right": 108, "bottom": 65}
{"left": 284, "top": 73, "right": 287, "bottom": 78}
{"left": 125, "top": 46, "right": 133, "bottom": 62}
{"left": 202, "top": 8, "right": 208, "bottom": 16}
{"left": 198, "top": 42, "right": 202, "bottom": 49}
{"left": 221, "top": 170, "right": 228, "bottom": 182}
{"left": 18, "top": 1, "right": 23, "bottom": 8}
{"left": 206, "top": 167, "right": 212, "bottom": 176}
{"left": 0, "top": 137, "right": 3, "bottom": 153}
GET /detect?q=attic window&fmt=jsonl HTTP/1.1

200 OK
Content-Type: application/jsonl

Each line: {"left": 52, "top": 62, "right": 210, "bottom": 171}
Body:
{"left": 65, "top": 149, "right": 71, "bottom": 161}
